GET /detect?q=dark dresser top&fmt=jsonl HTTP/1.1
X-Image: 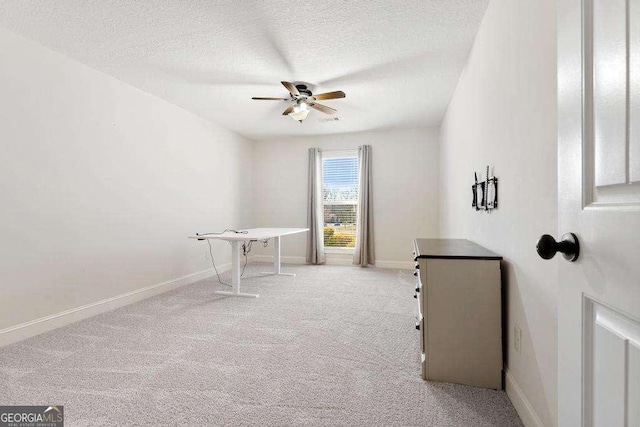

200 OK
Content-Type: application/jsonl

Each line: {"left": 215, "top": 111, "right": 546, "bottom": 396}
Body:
{"left": 414, "top": 239, "right": 502, "bottom": 260}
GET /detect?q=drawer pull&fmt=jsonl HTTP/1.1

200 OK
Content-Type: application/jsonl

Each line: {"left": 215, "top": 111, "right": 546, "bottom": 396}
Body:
{"left": 415, "top": 286, "right": 420, "bottom": 293}
{"left": 415, "top": 322, "right": 420, "bottom": 331}
{"left": 414, "top": 292, "right": 418, "bottom": 299}
{"left": 414, "top": 263, "right": 420, "bottom": 269}
{"left": 413, "top": 271, "right": 418, "bottom": 277}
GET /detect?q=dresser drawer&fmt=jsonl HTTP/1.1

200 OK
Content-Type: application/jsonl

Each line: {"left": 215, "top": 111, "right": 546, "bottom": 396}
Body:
{"left": 417, "top": 259, "right": 427, "bottom": 315}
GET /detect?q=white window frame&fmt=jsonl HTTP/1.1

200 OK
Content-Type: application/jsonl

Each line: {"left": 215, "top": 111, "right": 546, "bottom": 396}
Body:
{"left": 321, "top": 149, "right": 359, "bottom": 254}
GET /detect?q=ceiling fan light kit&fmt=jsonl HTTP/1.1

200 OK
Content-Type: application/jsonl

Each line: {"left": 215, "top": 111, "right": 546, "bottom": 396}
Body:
{"left": 252, "top": 81, "right": 346, "bottom": 123}
{"left": 290, "top": 100, "right": 310, "bottom": 122}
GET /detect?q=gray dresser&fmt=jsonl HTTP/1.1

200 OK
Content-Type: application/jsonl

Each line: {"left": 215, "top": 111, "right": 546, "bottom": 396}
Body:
{"left": 413, "top": 238, "right": 503, "bottom": 390}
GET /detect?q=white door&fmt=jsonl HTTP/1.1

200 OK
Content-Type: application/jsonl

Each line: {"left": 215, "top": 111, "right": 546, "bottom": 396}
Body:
{"left": 558, "top": 0, "right": 640, "bottom": 425}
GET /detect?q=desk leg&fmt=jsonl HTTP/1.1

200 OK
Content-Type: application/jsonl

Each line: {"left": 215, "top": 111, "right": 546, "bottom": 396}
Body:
{"left": 260, "top": 236, "right": 295, "bottom": 277}
{"left": 214, "top": 241, "right": 258, "bottom": 298}
{"left": 274, "top": 236, "right": 281, "bottom": 274}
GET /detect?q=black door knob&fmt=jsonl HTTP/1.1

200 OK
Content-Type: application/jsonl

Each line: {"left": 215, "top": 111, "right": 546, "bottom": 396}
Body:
{"left": 536, "top": 233, "right": 580, "bottom": 262}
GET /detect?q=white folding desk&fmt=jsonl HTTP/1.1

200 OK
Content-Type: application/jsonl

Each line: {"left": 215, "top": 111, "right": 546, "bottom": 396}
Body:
{"left": 188, "top": 228, "right": 308, "bottom": 298}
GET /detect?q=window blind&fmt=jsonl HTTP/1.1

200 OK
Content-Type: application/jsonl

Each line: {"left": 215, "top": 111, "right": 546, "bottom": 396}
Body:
{"left": 322, "top": 155, "right": 359, "bottom": 249}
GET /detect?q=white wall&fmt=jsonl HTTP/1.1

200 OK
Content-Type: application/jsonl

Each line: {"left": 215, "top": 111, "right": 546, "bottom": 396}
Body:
{"left": 251, "top": 127, "right": 440, "bottom": 267}
{"left": 439, "top": 0, "right": 557, "bottom": 425}
{"left": 0, "top": 27, "right": 253, "bottom": 333}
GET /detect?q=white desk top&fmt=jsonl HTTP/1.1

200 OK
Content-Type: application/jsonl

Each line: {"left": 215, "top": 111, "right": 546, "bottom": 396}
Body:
{"left": 188, "top": 227, "right": 308, "bottom": 241}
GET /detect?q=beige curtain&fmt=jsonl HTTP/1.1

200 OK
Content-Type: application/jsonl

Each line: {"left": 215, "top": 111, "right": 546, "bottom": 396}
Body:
{"left": 306, "top": 147, "right": 326, "bottom": 264}
{"left": 353, "top": 145, "right": 374, "bottom": 266}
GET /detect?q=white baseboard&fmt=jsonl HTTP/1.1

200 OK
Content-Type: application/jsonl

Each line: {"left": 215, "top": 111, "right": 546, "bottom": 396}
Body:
{"left": 0, "top": 264, "right": 229, "bottom": 348}
{"left": 505, "top": 368, "right": 545, "bottom": 427}
{"left": 250, "top": 255, "right": 412, "bottom": 269}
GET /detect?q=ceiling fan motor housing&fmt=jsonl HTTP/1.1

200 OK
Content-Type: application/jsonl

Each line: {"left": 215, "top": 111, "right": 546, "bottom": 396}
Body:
{"left": 295, "top": 84, "right": 312, "bottom": 97}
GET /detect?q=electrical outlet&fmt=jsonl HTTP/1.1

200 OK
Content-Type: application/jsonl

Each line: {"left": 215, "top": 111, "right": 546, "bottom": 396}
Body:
{"left": 514, "top": 325, "right": 522, "bottom": 355}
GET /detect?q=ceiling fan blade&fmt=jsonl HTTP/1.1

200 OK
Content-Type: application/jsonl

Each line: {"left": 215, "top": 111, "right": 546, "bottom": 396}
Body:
{"left": 312, "top": 91, "right": 346, "bottom": 101}
{"left": 310, "top": 103, "right": 336, "bottom": 115}
{"left": 281, "top": 81, "right": 300, "bottom": 96}
{"left": 282, "top": 102, "right": 297, "bottom": 115}
{"left": 252, "top": 97, "right": 289, "bottom": 100}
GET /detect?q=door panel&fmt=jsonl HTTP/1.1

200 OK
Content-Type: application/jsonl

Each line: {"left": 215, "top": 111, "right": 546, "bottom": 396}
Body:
{"left": 632, "top": 0, "right": 640, "bottom": 183}
{"left": 629, "top": 343, "right": 640, "bottom": 426}
{"left": 593, "top": 0, "right": 627, "bottom": 188}
{"left": 588, "top": 0, "right": 640, "bottom": 205}
{"left": 585, "top": 298, "right": 640, "bottom": 426}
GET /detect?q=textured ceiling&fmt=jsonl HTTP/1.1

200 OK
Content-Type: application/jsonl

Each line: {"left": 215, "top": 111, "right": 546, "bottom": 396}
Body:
{"left": 0, "top": 1, "right": 489, "bottom": 140}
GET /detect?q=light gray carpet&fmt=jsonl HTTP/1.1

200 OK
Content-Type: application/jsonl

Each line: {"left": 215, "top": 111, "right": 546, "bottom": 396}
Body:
{"left": 0, "top": 263, "right": 522, "bottom": 426}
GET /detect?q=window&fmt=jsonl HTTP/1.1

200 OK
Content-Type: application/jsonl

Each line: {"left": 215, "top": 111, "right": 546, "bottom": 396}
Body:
{"left": 322, "top": 151, "right": 359, "bottom": 251}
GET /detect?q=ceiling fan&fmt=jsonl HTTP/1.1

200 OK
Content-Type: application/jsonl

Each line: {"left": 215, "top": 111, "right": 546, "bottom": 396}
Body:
{"left": 252, "top": 81, "right": 346, "bottom": 122}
